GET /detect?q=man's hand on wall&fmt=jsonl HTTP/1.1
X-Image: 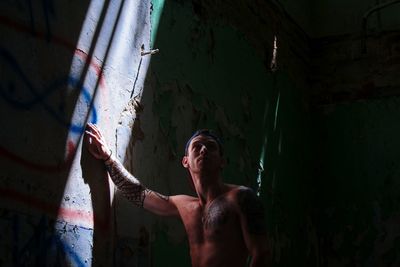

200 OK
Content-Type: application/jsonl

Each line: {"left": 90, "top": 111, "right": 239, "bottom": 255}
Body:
{"left": 85, "top": 123, "right": 112, "bottom": 161}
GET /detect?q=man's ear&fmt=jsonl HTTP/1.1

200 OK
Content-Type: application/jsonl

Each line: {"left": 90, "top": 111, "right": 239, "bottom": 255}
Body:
{"left": 182, "top": 156, "right": 189, "bottom": 168}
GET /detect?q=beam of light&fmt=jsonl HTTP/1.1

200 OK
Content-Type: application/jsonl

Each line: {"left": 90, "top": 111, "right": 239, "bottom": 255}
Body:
{"left": 59, "top": 0, "right": 153, "bottom": 222}
{"left": 58, "top": 0, "right": 163, "bottom": 233}
{"left": 62, "top": 0, "right": 125, "bottom": 221}
{"left": 58, "top": 0, "right": 159, "bottom": 263}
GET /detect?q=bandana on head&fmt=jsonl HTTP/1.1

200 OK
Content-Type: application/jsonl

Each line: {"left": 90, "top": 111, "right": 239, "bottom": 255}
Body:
{"left": 184, "top": 129, "right": 223, "bottom": 155}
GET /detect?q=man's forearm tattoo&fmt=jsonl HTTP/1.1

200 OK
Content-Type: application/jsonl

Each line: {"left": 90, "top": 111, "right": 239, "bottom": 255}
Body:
{"left": 105, "top": 156, "right": 148, "bottom": 207}
{"left": 238, "top": 187, "right": 267, "bottom": 235}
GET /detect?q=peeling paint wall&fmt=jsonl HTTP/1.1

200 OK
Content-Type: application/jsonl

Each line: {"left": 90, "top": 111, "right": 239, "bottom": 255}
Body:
{"left": 310, "top": 38, "right": 400, "bottom": 267}
{"left": 313, "top": 99, "right": 400, "bottom": 267}
{"left": 309, "top": 2, "right": 400, "bottom": 267}
{"left": 140, "top": 1, "right": 313, "bottom": 266}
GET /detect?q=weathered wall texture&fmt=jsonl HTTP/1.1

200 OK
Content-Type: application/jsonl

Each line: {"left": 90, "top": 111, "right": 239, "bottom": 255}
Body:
{"left": 310, "top": 2, "right": 400, "bottom": 266}
{"left": 311, "top": 31, "right": 400, "bottom": 106}
{"left": 139, "top": 1, "right": 314, "bottom": 266}
{"left": 313, "top": 99, "right": 400, "bottom": 267}
{"left": 0, "top": 0, "right": 152, "bottom": 266}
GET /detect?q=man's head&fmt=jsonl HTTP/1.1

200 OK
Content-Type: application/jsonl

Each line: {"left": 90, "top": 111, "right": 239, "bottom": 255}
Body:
{"left": 184, "top": 129, "right": 223, "bottom": 156}
{"left": 182, "top": 129, "right": 225, "bottom": 177}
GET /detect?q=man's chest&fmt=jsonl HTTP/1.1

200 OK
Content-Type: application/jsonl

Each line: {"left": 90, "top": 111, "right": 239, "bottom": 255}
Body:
{"left": 181, "top": 197, "right": 242, "bottom": 244}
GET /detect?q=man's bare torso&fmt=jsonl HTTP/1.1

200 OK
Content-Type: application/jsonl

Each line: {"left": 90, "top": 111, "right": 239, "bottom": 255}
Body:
{"left": 85, "top": 124, "right": 269, "bottom": 266}
{"left": 173, "top": 185, "right": 249, "bottom": 267}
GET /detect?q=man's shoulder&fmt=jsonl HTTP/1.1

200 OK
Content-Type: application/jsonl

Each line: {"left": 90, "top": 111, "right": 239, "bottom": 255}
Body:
{"left": 221, "top": 185, "right": 259, "bottom": 208}
{"left": 225, "top": 184, "right": 257, "bottom": 197}
{"left": 170, "top": 195, "right": 202, "bottom": 218}
{"left": 170, "top": 194, "right": 198, "bottom": 206}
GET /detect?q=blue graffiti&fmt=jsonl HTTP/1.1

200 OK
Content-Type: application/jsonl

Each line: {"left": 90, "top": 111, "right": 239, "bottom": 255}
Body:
{"left": 0, "top": 47, "right": 97, "bottom": 134}
{"left": 58, "top": 237, "right": 87, "bottom": 267}
{"left": 8, "top": 214, "right": 88, "bottom": 267}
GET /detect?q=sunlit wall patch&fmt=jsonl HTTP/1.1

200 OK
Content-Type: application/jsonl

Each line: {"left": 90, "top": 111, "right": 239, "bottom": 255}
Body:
{"left": 66, "top": 76, "right": 97, "bottom": 135}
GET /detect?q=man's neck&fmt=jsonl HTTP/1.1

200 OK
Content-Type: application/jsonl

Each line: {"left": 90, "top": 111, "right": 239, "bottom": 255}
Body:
{"left": 191, "top": 172, "right": 226, "bottom": 206}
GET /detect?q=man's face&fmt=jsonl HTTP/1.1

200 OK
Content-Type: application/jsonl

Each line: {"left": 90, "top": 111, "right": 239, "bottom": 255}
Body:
{"left": 182, "top": 134, "right": 224, "bottom": 174}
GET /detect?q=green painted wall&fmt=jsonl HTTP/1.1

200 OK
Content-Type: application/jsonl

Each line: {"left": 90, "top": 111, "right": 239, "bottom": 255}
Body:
{"left": 148, "top": 1, "right": 400, "bottom": 266}
{"left": 313, "top": 98, "right": 400, "bottom": 266}
{"left": 148, "top": 1, "right": 313, "bottom": 266}
{"left": 308, "top": 2, "right": 400, "bottom": 264}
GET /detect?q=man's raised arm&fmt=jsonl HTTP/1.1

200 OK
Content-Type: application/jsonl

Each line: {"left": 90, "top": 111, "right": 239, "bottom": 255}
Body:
{"left": 85, "top": 123, "right": 179, "bottom": 217}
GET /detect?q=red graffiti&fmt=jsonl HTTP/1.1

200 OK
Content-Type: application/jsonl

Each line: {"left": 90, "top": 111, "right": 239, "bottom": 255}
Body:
{"left": 0, "top": 15, "right": 75, "bottom": 51}
{"left": 0, "top": 186, "right": 110, "bottom": 231}
{"left": 0, "top": 6, "right": 113, "bottom": 234}
{"left": 0, "top": 14, "right": 110, "bottom": 172}
{"left": 0, "top": 141, "right": 76, "bottom": 173}
{"left": 0, "top": 15, "right": 107, "bottom": 89}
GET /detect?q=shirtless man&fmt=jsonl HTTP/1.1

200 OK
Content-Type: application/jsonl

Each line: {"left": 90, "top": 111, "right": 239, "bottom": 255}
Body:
{"left": 85, "top": 123, "right": 270, "bottom": 267}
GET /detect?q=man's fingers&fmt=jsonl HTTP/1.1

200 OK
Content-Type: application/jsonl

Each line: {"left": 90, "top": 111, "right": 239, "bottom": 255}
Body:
{"left": 86, "top": 123, "right": 99, "bottom": 135}
{"left": 88, "top": 123, "right": 102, "bottom": 136}
{"left": 85, "top": 130, "right": 102, "bottom": 144}
{"left": 85, "top": 130, "right": 95, "bottom": 138}
{"left": 86, "top": 124, "right": 97, "bottom": 135}
{"left": 84, "top": 125, "right": 108, "bottom": 160}
{"left": 87, "top": 123, "right": 105, "bottom": 139}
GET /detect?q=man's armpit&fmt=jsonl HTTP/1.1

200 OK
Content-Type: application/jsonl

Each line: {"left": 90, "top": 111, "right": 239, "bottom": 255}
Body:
{"left": 237, "top": 188, "right": 267, "bottom": 235}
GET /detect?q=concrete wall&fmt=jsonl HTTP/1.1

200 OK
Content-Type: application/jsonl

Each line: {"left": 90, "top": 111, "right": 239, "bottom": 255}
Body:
{"left": 0, "top": 0, "right": 152, "bottom": 266}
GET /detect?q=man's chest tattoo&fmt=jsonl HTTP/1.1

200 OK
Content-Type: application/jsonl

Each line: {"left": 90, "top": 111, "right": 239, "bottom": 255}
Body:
{"left": 202, "top": 197, "right": 230, "bottom": 230}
